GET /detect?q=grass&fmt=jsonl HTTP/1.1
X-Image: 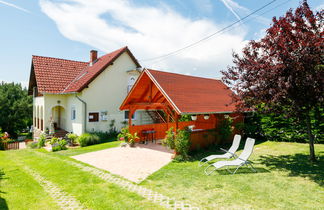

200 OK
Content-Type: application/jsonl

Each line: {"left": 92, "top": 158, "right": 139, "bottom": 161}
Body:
{"left": 1, "top": 140, "right": 323, "bottom": 209}
{"left": 140, "top": 141, "right": 324, "bottom": 209}
{"left": 0, "top": 152, "right": 59, "bottom": 210}
{"left": 0, "top": 141, "right": 164, "bottom": 210}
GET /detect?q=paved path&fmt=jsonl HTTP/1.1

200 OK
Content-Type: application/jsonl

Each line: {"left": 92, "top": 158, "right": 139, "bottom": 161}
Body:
{"left": 22, "top": 165, "right": 86, "bottom": 210}
{"left": 72, "top": 143, "right": 173, "bottom": 183}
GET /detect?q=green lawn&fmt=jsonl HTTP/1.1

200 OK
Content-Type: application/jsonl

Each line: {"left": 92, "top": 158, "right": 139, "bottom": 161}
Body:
{"left": 1, "top": 141, "right": 323, "bottom": 209}
{"left": 0, "top": 141, "right": 163, "bottom": 210}
{"left": 141, "top": 141, "right": 324, "bottom": 209}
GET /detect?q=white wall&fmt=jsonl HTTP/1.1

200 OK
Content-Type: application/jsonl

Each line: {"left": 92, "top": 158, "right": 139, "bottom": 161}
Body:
{"left": 36, "top": 51, "right": 143, "bottom": 135}
{"left": 79, "top": 52, "right": 141, "bottom": 132}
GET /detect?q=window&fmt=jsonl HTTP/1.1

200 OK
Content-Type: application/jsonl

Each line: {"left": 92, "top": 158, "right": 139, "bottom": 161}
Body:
{"left": 124, "top": 111, "right": 136, "bottom": 120}
{"left": 88, "top": 112, "right": 99, "bottom": 122}
{"left": 100, "top": 111, "right": 108, "bottom": 121}
{"left": 71, "top": 106, "right": 76, "bottom": 120}
{"left": 127, "top": 76, "right": 136, "bottom": 93}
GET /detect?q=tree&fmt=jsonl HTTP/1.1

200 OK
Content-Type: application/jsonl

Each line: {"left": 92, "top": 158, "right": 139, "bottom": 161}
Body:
{"left": 221, "top": 1, "right": 323, "bottom": 162}
{"left": 0, "top": 82, "right": 32, "bottom": 138}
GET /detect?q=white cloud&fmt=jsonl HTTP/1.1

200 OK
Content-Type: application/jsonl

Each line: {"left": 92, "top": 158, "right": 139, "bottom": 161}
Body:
{"left": 0, "top": 0, "right": 31, "bottom": 13}
{"left": 40, "top": 0, "right": 249, "bottom": 78}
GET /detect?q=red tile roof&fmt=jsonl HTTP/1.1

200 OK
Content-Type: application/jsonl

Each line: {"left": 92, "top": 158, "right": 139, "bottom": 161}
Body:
{"left": 30, "top": 46, "right": 140, "bottom": 94}
{"left": 31, "top": 56, "right": 88, "bottom": 93}
{"left": 146, "top": 69, "right": 237, "bottom": 114}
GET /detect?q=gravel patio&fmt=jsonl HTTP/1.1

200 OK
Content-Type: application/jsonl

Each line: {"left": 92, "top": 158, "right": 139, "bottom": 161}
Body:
{"left": 72, "top": 143, "right": 173, "bottom": 183}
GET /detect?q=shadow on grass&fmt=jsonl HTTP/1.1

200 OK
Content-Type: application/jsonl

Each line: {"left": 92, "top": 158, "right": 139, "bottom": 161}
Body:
{"left": 213, "top": 167, "right": 270, "bottom": 175}
{"left": 0, "top": 169, "right": 8, "bottom": 210}
{"left": 258, "top": 153, "right": 324, "bottom": 186}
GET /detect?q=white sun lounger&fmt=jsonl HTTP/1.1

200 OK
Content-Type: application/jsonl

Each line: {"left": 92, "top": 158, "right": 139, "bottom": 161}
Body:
{"left": 205, "top": 137, "right": 256, "bottom": 175}
{"left": 198, "top": 134, "right": 241, "bottom": 167}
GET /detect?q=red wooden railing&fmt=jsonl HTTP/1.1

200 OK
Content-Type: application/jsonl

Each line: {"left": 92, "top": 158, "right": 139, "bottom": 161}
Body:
{"left": 2, "top": 141, "right": 19, "bottom": 150}
{"left": 129, "top": 113, "right": 244, "bottom": 150}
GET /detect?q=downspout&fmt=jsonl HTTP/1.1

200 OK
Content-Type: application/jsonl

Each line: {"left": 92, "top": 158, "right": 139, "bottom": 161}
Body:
{"left": 75, "top": 93, "right": 87, "bottom": 133}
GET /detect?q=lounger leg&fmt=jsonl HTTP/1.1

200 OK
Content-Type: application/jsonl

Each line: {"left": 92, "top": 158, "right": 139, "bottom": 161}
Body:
{"left": 226, "top": 165, "right": 232, "bottom": 174}
{"left": 247, "top": 162, "right": 257, "bottom": 173}
{"left": 232, "top": 164, "right": 244, "bottom": 175}
{"left": 205, "top": 165, "right": 217, "bottom": 175}
{"left": 199, "top": 158, "right": 208, "bottom": 167}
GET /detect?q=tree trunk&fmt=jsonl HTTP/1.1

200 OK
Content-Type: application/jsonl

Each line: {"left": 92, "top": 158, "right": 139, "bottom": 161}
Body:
{"left": 305, "top": 111, "right": 316, "bottom": 162}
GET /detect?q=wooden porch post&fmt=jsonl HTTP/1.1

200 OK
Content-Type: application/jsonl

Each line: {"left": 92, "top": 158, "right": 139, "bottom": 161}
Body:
{"left": 175, "top": 114, "right": 179, "bottom": 131}
{"left": 128, "top": 107, "right": 133, "bottom": 127}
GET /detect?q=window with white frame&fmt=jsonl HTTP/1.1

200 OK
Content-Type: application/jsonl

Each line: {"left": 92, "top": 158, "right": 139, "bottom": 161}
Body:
{"left": 71, "top": 106, "right": 76, "bottom": 120}
{"left": 100, "top": 110, "right": 108, "bottom": 121}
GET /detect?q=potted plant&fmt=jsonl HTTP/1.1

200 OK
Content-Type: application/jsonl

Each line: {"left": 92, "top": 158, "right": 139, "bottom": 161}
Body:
{"left": 117, "top": 127, "right": 129, "bottom": 143}
{"left": 127, "top": 132, "right": 139, "bottom": 147}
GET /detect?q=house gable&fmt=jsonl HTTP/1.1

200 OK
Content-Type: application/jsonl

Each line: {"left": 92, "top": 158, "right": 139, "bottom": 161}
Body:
{"left": 28, "top": 46, "right": 140, "bottom": 95}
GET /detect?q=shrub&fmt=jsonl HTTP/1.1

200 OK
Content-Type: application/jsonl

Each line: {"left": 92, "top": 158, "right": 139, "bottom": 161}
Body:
{"left": 49, "top": 137, "right": 67, "bottom": 152}
{"left": 108, "top": 119, "right": 118, "bottom": 137}
{"left": 216, "top": 115, "right": 234, "bottom": 142}
{"left": 58, "top": 139, "right": 67, "bottom": 150}
{"left": 174, "top": 129, "right": 191, "bottom": 160}
{"left": 38, "top": 134, "right": 46, "bottom": 148}
{"left": 49, "top": 137, "right": 59, "bottom": 145}
{"left": 77, "top": 133, "right": 100, "bottom": 147}
{"left": 27, "top": 141, "right": 38, "bottom": 149}
{"left": 163, "top": 127, "right": 175, "bottom": 149}
{"left": 66, "top": 133, "right": 78, "bottom": 145}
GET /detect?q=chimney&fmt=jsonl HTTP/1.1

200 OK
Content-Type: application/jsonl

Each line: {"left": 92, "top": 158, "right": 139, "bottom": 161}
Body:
{"left": 90, "top": 50, "right": 98, "bottom": 65}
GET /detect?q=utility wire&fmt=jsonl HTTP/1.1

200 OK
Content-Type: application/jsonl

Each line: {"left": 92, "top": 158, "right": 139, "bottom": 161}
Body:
{"left": 139, "top": 0, "right": 278, "bottom": 63}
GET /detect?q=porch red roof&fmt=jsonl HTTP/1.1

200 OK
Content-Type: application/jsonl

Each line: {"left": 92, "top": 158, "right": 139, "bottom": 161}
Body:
{"left": 120, "top": 69, "right": 238, "bottom": 114}
{"left": 29, "top": 46, "right": 141, "bottom": 94}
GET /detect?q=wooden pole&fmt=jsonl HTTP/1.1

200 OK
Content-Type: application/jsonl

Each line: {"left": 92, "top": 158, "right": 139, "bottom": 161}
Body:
{"left": 175, "top": 114, "right": 179, "bottom": 131}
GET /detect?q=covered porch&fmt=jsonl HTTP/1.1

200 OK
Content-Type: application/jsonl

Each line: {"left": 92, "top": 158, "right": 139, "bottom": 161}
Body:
{"left": 120, "top": 69, "right": 243, "bottom": 150}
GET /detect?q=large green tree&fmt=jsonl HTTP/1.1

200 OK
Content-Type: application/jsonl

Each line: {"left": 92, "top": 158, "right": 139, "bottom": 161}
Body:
{"left": 222, "top": 1, "right": 323, "bottom": 162}
{"left": 0, "top": 82, "right": 32, "bottom": 138}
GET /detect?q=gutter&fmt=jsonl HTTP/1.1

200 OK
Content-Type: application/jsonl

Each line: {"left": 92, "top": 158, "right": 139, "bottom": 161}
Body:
{"left": 75, "top": 94, "right": 87, "bottom": 133}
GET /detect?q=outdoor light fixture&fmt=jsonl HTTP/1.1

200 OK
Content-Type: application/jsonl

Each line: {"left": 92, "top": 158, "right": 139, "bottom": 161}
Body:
{"left": 204, "top": 114, "right": 210, "bottom": 120}
{"left": 191, "top": 115, "right": 197, "bottom": 121}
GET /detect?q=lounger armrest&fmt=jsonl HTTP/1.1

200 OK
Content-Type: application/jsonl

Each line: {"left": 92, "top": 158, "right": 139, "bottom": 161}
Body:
{"left": 220, "top": 148, "right": 237, "bottom": 157}
{"left": 220, "top": 148, "right": 228, "bottom": 153}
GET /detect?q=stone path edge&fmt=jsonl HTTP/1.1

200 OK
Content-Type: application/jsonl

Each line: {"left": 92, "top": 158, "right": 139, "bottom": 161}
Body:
{"left": 35, "top": 151, "right": 200, "bottom": 210}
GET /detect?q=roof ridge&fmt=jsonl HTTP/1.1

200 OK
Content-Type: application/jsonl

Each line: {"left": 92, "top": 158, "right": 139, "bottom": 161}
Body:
{"left": 32, "top": 55, "right": 88, "bottom": 64}
{"left": 146, "top": 69, "right": 222, "bottom": 81}
{"left": 61, "top": 46, "right": 129, "bottom": 93}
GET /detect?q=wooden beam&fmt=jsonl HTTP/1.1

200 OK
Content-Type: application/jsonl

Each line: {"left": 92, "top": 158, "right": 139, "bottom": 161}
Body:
{"left": 149, "top": 81, "right": 152, "bottom": 103}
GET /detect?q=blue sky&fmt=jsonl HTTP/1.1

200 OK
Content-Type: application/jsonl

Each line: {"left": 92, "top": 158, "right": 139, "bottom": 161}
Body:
{"left": 0, "top": 0, "right": 323, "bottom": 87}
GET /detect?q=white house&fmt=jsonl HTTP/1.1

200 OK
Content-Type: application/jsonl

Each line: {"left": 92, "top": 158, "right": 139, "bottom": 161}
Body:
{"left": 28, "top": 46, "right": 154, "bottom": 138}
